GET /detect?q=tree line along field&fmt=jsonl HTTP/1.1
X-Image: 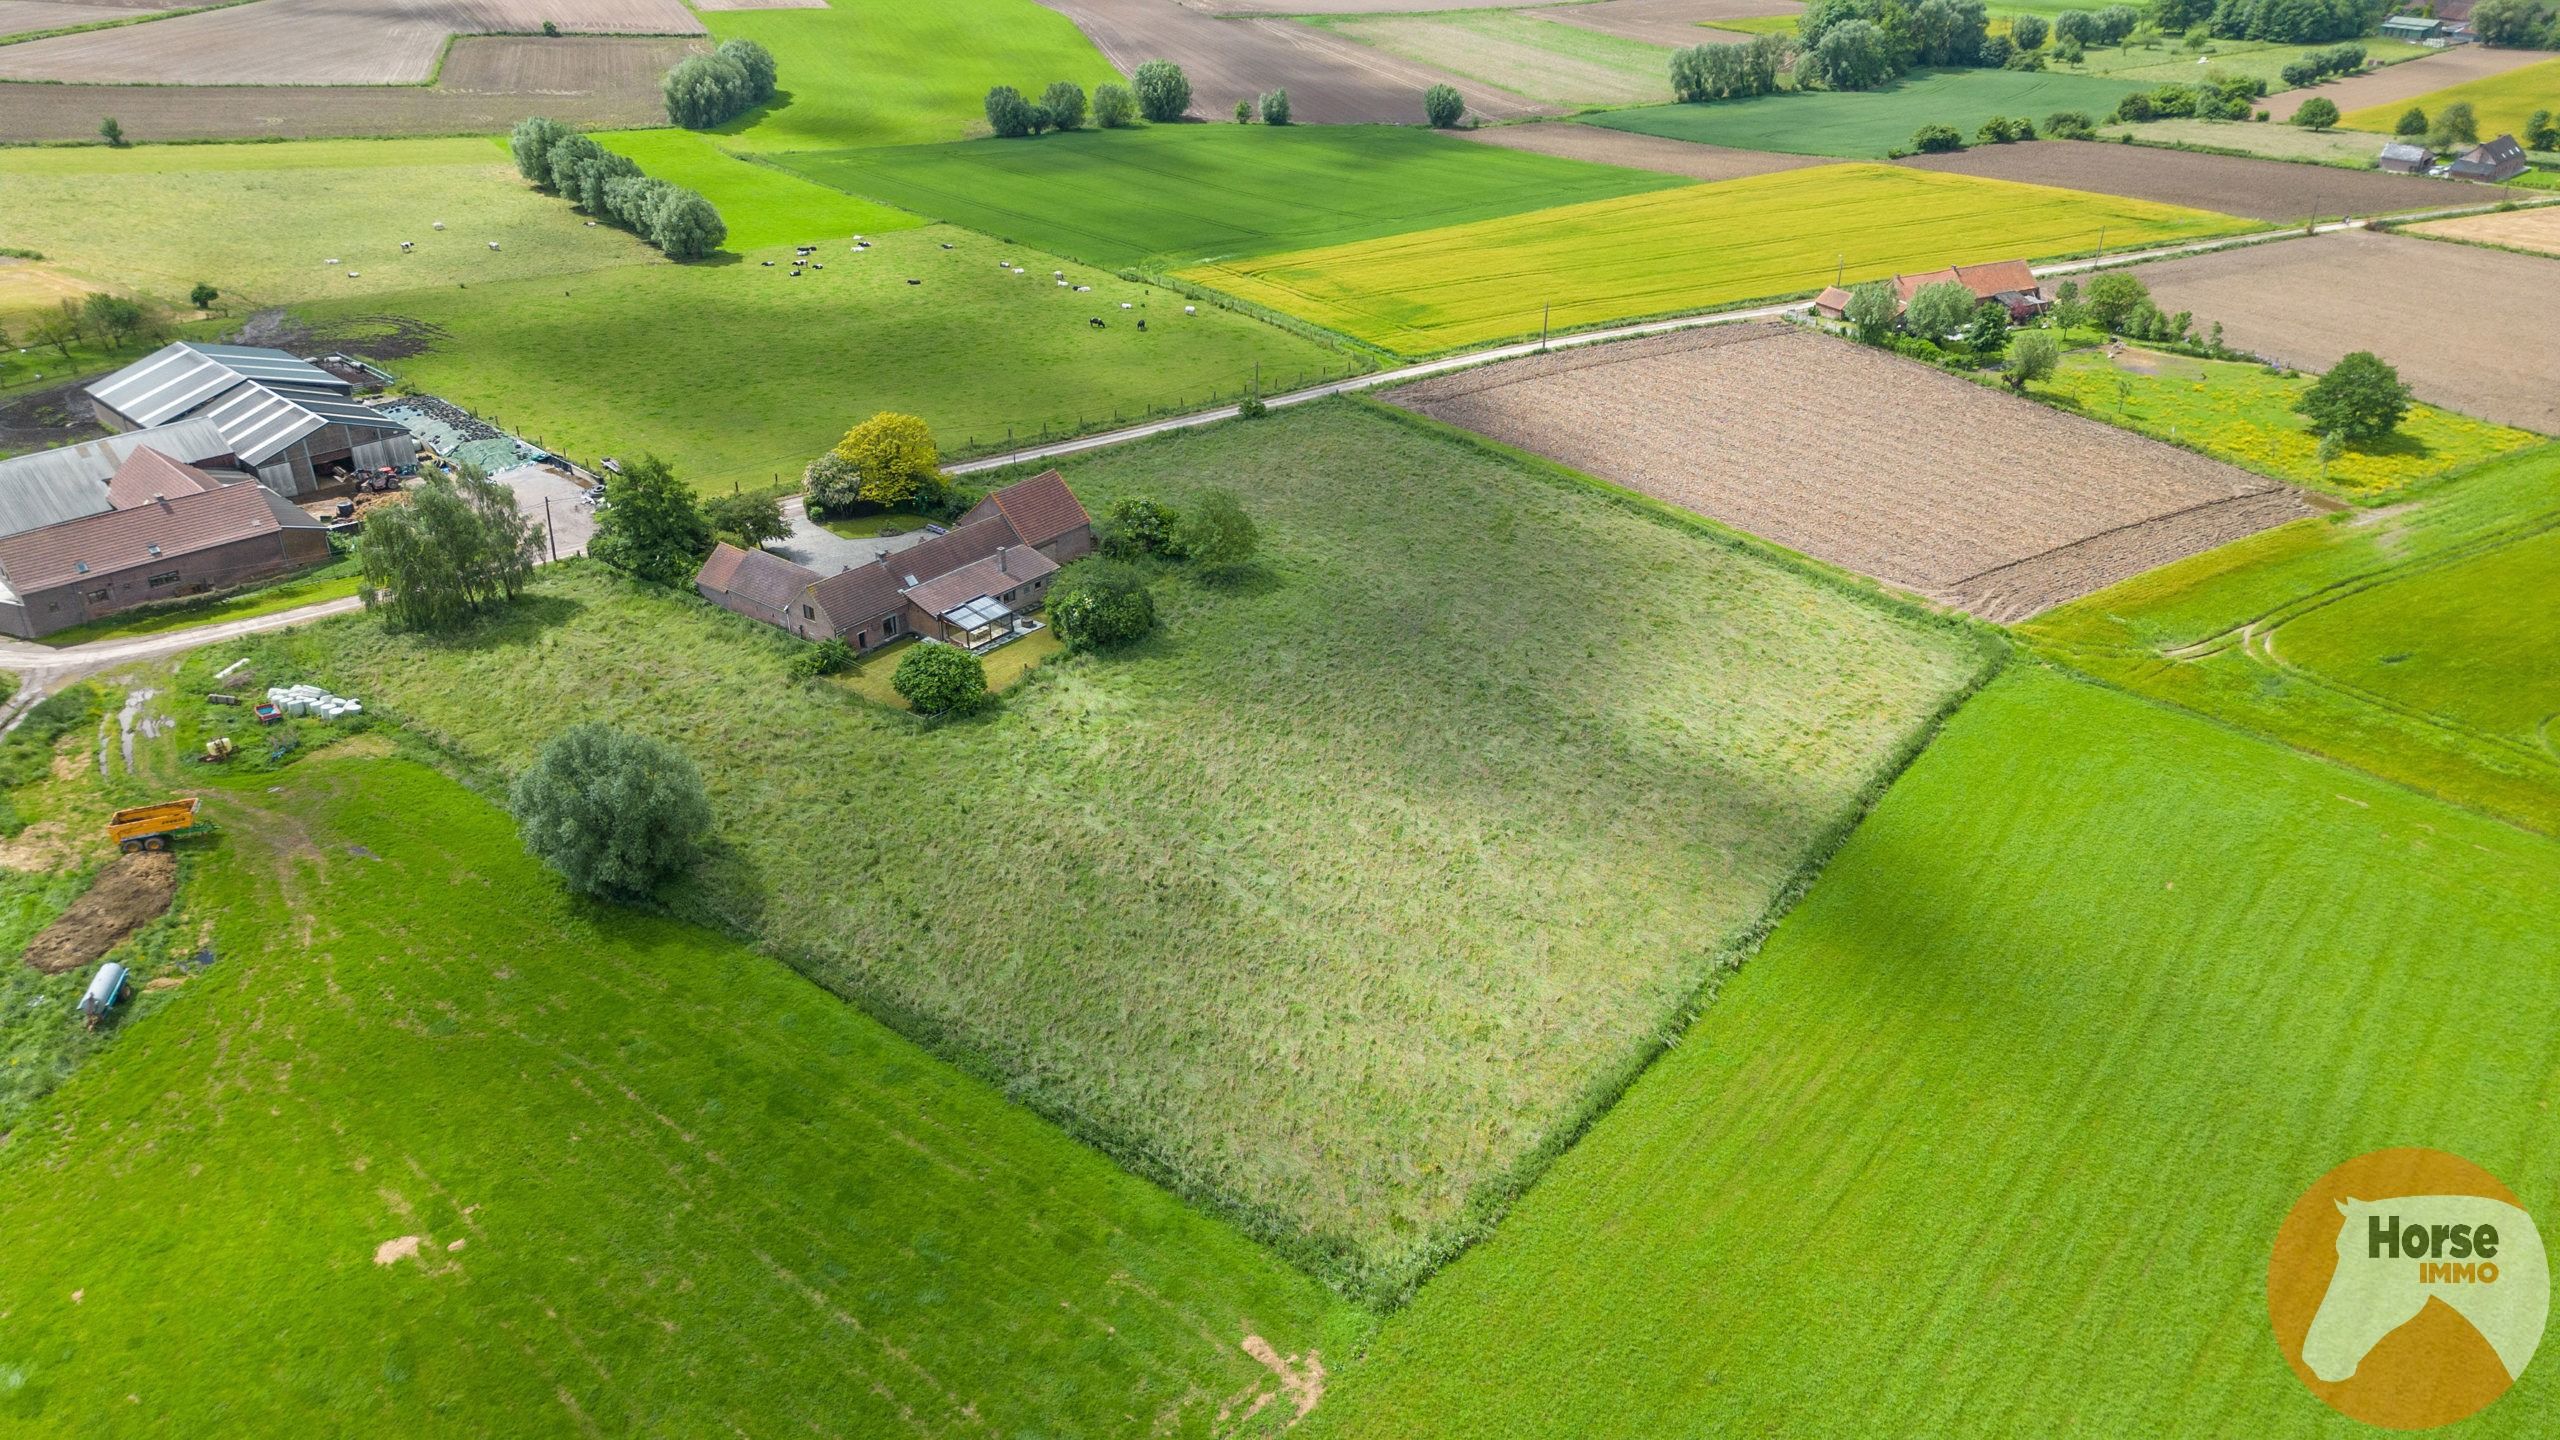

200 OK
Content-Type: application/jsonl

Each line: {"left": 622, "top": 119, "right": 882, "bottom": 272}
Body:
{"left": 2026, "top": 443, "right": 2560, "bottom": 836}
{"left": 227, "top": 400, "right": 1989, "bottom": 1303}
{"left": 0, "top": 747, "right": 1355, "bottom": 1437}
{"left": 1182, "top": 164, "right": 2254, "bottom": 355}
{"left": 777, "top": 124, "right": 1682, "bottom": 271}
{"left": 1587, "top": 67, "right": 2152, "bottom": 158}
{"left": 2340, "top": 54, "right": 2560, "bottom": 138}
{"left": 1304, "top": 666, "right": 2560, "bottom": 1439}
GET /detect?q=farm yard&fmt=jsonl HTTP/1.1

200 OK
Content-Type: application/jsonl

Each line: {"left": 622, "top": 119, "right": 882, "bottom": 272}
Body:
{"left": 1894, "top": 140, "right": 2467, "bottom": 222}
{"left": 2334, "top": 51, "right": 2560, "bottom": 136}
{"left": 2028, "top": 443, "right": 2560, "bottom": 835}
{"left": 2409, "top": 202, "right": 2560, "bottom": 256}
{"left": 0, "top": 0, "right": 701, "bottom": 84}
{"left": 1182, "top": 163, "right": 2253, "bottom": 353}
{"left": 2129, "top": 228, "right": 2560, "bottom": 434}
{"left": 224, "top": 400, "right": 1987, "bottom": 1302}
{"left": 1388, "top": 324, "right": 2312, "bottom": 619}
{"left": 1304, "top": 666, "right": 2560, "bottom": 1439}
{"left": 1586, "top": 68, "right": 2151, "bottom": 158}
{"left": 778, "top": 124, "right": 1679, "bottom": 271}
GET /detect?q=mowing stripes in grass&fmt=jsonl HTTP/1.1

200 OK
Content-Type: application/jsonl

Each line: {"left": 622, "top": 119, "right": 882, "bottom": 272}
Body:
{"left": 594, "top": 129, "right": 920, "bottom": 253}
{"left": 1180, "top": 164, "right": 2253, "bottom": 355}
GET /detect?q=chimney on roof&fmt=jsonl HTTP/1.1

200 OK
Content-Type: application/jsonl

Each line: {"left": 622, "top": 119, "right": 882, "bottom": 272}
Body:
{"left": 996, "top": 544, "right": 1010, "bottom": 575}
{"left": 152, "top": 493, "right": 166, "bottom": 506}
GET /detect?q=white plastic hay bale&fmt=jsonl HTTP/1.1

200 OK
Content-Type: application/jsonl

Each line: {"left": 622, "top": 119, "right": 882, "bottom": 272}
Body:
{"left": 284, "top": 697, "right": 308, "bottom": 717}
{"left": 1184, "top": 305, "right": 1196, "bottom": 315}
{"left": 1120, "top": 302, "right": 1133, "bottom": 310}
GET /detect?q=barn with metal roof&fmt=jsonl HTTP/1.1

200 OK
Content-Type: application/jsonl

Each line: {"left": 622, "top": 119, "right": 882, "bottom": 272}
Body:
{"left": 0, "top": 418, "right": 236, "bottom": 541}
{"left": 85, "top": 342, "right": 415, "bottom": 499}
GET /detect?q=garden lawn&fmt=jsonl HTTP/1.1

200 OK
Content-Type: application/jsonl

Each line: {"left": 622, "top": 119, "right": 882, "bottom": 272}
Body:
{"left": 2027, "top": 344, "right": 2539, "bottom": 499}
{"left": 836, "top": 627, "right": 1064, "bottom": 710}
{"left": 2340, "top": 54, "right": 2560, "bottom": 138}
{"left": 704, "top": 0, "right": 1119, "bottom": 153}
{"left": 2026, "top": 443, "right": 2560, "bottom": 834}
{"left": 1182, "top": 164, "right": 2252, "bottom": 354}
{"left": 1305, "top": 10, "right": 1679, "bottom": 108}
{"left": 0, "top": 747, "right": 1354, "bottom": 1436}
{"left": 224, "top": 399, "right": 1989, "bottom": 1302}
{"left": 1307, "top": 665, "right": 2560, "bottom": 1439}
{"left": 291, "top": 224, "right": 1351, "bottom": 491}
{"left": 1587, "top": 67, "right": 2151, "bottom": 158}
{"left": 777, "top": 124, "right": 1679, "bottom": 271}
{"left": 0, "top": 138, "right": 648, "bottom": 308}
{"left": 595, "top": 129, "right": 919, "bottom": 252}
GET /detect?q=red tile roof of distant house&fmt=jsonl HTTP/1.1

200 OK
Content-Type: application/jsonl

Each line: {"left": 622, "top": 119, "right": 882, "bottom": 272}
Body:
{"left": 968, "top": 469, "right": 1090, "bottom": 550}
{"left": 103, "top": 447, "right": 225, "bottom": 510}
{"left": 0, "top": 482, "right": 287, "bottom": 594}
{"left": 1894, "top": 260, "right": 2041, "bottom": 304}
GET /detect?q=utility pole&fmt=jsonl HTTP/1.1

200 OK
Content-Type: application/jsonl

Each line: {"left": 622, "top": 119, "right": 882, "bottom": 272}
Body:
{"left": 544, "top": 495, "right": 557, "bottom": 563}
{"left": 2097, "top": 224, "right": 2108, "bottom": 257}
{"left": 1541, "top": 301, "right": 1551, "bottom": 351}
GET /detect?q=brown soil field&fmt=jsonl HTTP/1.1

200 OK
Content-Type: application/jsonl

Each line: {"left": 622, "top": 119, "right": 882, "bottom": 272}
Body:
{"left": 2131, "top": 227, "right": 2560, "bottom": 433}
{"left": 1038, "top": 0, "right": 1553, "bottom": 124}
{"left": 690, "top": 0, "right": 822, "bottom": 7}
{"left": 0, "top": 1, "right": 159, "bottom": 39}
{"left": 2263, "top": 44, "right": 2558, "bottom": 122}
{"left": 1201, "top": 0, "right": 1561, "bottom": 12}
{"left": 1895, "top": 141, "right": 2472, "bottom": 221}
{"left": 1541, "top": 0, "right": 1799, "bottom": 47}
{"left": 1325, "top": 12, "right": 1676, "bottom": 105}
{"left": 0, "top": 35, "right": 701, "bottom": 141}
{"left": 2408, "top": 204, "right": 2560, "bottom": 257}
{"left": 21, "top": 850, "right": 174, "bottom": 976}
{"left": 0, "top": 0, "right": 698, "bottom": 85}
{"left": 1387, "top": 322, "right": 2313, "bottom": 621}
{"left": 1463, "top": 120, "right": 1821, "bottom": 180}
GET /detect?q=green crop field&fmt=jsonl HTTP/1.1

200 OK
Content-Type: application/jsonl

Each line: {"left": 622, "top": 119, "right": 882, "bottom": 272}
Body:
{"left": 1181, "top": 164, "right": 2252, "bottom": 354}
{"left": 595, "top": 130, "right": 920, "bottom": 253}
{"left": 1306, "top": 666, "right": 2560, "bottom": 1438}
{"left": 1587, "top": 68, "right": 2151, "bottom": 158}
{"left": 2027, "top": 443, "right": 2560, "bottom": 834}
{"left": 0, "top": 745, "right": 1354, "bottom": 1436}
{"left": 2341, "top": 55, "right": 2560, "bottom": 138}
{"left": 2048, "top": 37, "right": 2429, "bottom": 86}
{"left": 293, "top": 224, "right": 1347, "bottom": 490}
{"left": 704, "top": 0, "right": 1120, "bottom": 154}
{"left": 2025, "top": 344, "right": 2541, "bottom": 498}
{"left": 221, "top": 400, "right": 1988, "bottom": 1302}
{"left": 2099, "top": 115, "right": 2395, "bottom": 167}
{"left": 778, "top": 124, "right": 1679, "bottom": 271}
{"left": 1306, "top": 10, "right": 1680, "bottom": 108}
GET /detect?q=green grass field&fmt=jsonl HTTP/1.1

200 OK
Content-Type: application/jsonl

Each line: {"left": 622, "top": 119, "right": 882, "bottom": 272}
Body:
{"left": 778, "top": 124, "right": 1679, "bottom": 270}
{"left": 1307, "top": 10, "right": 1679, "bottom": 108}
{"left": 1181, "top": 164, "right": 2252, "bottom": 354}
{"left": 595, "top": 130, "right": 920, "bottom": 253}
{"left": 293, "top": 224, "right": 1348, "bottom": 490}
{"left": 1306, "top": 665, "right": 2560, "bottom": 1437}
{"left": 2047, "top": 37, "right": 2428, "bottom": 87}
{"left": 2341, "top": 54, "right": 2560, "bottom": 138}
{"left": 704, "top": 0, "right": 1120, "bottom": 153}
{"left": 1588, "top": 68, "right": 2149, "bottom": 158}
{"left": 2026, "top": 344, "right": 2540, "bottom": 499}
{"left": 218, "top": 400, "right": 1987, "bottom": 1302}
{"left": 0, "top": 744, "right": 1355, "bottom": 1436}
{"left": 0, "top": 139, "right": 648, "bottom": 310}
{"left": 2026, "top": 443, "right": 2560, "bottom": 834}
{"left": 2100, "top": 115, "right": 2395, "bottom": 167}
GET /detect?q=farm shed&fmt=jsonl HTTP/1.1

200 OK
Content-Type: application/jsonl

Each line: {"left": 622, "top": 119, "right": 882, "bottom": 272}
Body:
{"left": 697, "top": 541, "right": 820, "bottom": 630}
{"left": 2377, "top": 141, "right": 2434, "bottom": 174}
{"left": 2379, "top": 14, "right": 2443, "bottom": 41}
{"left": 86, "top": 342, "right": 415, "bottom": 500}
{"left": 0, "top": 444, "right": 330, "bottom": 638}
{"left": 1815, "top": 260, "right": 2047, "bottom": 322}
{"left": 2449, "top": 135, "right": 2527, "bottom": 182}
{"left": 0, "top": 417, "right": 236, "bottom": 540}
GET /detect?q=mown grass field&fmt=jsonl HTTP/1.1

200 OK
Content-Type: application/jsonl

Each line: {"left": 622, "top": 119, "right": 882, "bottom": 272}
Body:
{"left": 1589, "top": 68, "right": 2149, "bottom": 158}
{"left": 0, "top": 138, "right": 648, "bottom": 309}
{"left": 2340, "top": 54, "right": 2560, "bottom": 138}
{"left": 778, "top": 124, "right": 1679, "bottom": 270}
{"left": 2026, "top": 443, "right": 2560, "bottom": 834}
{"left": 220, "top": 400, "right": 1987, "bottom": 1302}
{"left": 1182, "top": 164, "right": 2252, "bottom": 354}
{"left": 294, "top": 224, "right": 1348, "bottom": 490}
{"left": 2028, "top": 344, "right": 2540, "bottom": 498}
{"left": 594, "top": 129, "right": 919, "bottom": 253}
{"left": 1307, "top": 665, "right": 2560, "bottom": 1438}
{"left": 2099, "top": 116, "right": 2392, "bottom": 167}
{"left": 0, "top": 745, "right": 1354, "bottom": 1436}
{"left": 704, "top": 0, "right": 1119, "bottom": 153}
{"left": 1306, "top": 10, "right": 1678, "bottom": 108}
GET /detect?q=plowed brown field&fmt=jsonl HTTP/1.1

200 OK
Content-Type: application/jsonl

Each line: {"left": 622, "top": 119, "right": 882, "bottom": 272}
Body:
{"left": 1462, "top": 121, "right": 1822, "bottom": 180}
{"left": 1388, "top": 323, "right": 2315, "bottom": 621}
{"left": 0, "top": 0, "right": 698, "bottom": 84}
{"left": 1895, "top": 141, "right": 2467, "bottom": 222}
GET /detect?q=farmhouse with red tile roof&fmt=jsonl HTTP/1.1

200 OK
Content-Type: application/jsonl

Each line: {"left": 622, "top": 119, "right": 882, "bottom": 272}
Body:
{"left": 1815, "top": 259, "right": 2047, "bottom": 323}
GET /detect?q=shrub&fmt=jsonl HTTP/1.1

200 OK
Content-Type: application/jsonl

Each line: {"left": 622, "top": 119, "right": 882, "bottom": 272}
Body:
{"left": 2044, "top": 110, "right": 2096, "bottom": 139}
{"left": 1962, "top": 298, "right": 2011, "bottom": 356}
{"left": 2005, "top": 48, "right": 2046, "bottom": 69}
{"left": 2004, "top": 329, "right": 2060, "bottom": 389}
{"left": 1094, "top": 82, "right": 1137, "bottom": 128}
{"left": 1235, "top": 98, "right": 1253, "bottom": 124}
{"left": 2394, "top": 106, "right": 2428, "bottom": 138}
{"left": 2011, "top": 12, "right": 2049, "bottom": 47}
{"left": 590, "top": 454, "right": 713, "bottom": 586}
{"left": 2296, "top": 351, "right": 2410, "bottom": 441}
{"left": 99, "top": 117, "right": 125, "bottom": 148}
{"left": 2111, "top": 91, "right": 2156, "bottom": 123}
{"left": 2280, "top": 60, "right": 2316, "bottom": 88}
{"left": 2429, "top": 101, "right": 2478, "bottom": 151}
{"left": 2054, "top": 36, "right": 2084, "bottom": 61}
{"left": 1041, "top": 80, "right": 1089, "bottom": 131}
{"left": 1672, "top": 35, "right": 1790, "bottom": 101}
{"left": 1260, "top": 88, "right": 1292, "bottom": 125}
{"left": 1046, "top": 559, "right": 1157, "bottom": 649}
{"left": 705, "top": 491, "right": 788, "bottom": 550}
{"left": 1132, "top": 59, "right": 1191, "bottom": 122}
{"left": 893, "top": 644, "right": 989, "bottom": 714}
{"left": 803, "top": 452, "right": 863, "bottom": 516}
{"left": 831, "top": 412, "right": 943, "bottom": 509}
{"left": 1099, "top": 495, "right": 1181, "bottom": 557}
{"left": 2084, "top": 270, "right": 2150, "bottom": 331}
{"left": 1173, "top": 487, "right": 1258, "bottom": 569}
{"left": 511, "top": 724, "right": 713, "bottom": 900}
{"left": 1843, "top": 279, "right": 1899, "bottom": 342}
{"left": 1903, "top": 279, "right": 1978, "bottom": 339}
{"left": 785, "top": 637, "right": 856, "bottom": 680}
{"left": 1912, "top": 123, "right": 1965, "bottom": 152}
{"left": 2292, "top": 96, "right": 2339, "bottom": 130}
{"left": 1974, "top": 114, "right": 2034, "bottom": 143}
{"left": 2527, "top": 108, "right": 2559, "bottom": 152}
{"left": 986, "top": 84, "right": 1036, "bottom": 138}
{"left": 1425, "top": 83, "right": 1465, "bottom": 127}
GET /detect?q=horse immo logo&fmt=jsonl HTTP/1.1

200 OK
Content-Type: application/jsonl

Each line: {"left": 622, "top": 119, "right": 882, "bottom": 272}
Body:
{"left": 2269, "top": 1148, "right": 2550, "bottom": 1429}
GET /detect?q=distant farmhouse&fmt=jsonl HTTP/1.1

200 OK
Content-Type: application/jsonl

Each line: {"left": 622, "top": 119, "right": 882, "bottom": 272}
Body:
{"left": 0, "top": 440, "right": 329, "bottom": 638}
{"left": 2450, "top": 135, "right": 2527, "bottom": 182}
{"left": 2377, "top": 141, "right": 2435, "bottom": 175}
{"left": 1815, "top": 260, "right": 2048, "bottom": 324}
{"left": 698, "top": 470, "right": 1094, "bottom": 654}
{"left": 86, "top": 342, "right": 415, "bottom": 499}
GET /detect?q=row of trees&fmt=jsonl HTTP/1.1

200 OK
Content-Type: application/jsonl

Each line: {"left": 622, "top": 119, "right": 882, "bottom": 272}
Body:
{"left": 1669, "top": 35, "right": 1788, "bottom": 102}
{"left": 2391, "top": 101, "right": 2485, "bottom": 153}
{"left": 6, "top": 290, "right": 174, "bottom": 365}
{"left": 662, "top": 39, "right": 778, "bottom": 129}
{"left": 2472, "top": 0, "right": 2560, "bottom": 48}
{"left": 509, "top": 117, "right": 726, "bottom": 260}
{"left": 2109, "top": 73, "right": 2266, "bottom": 123}
{"left": 359, "top": 464, "right": 544, "bottom": 631}
{"left": 2276, "top": 41, "right": 2365, "bottom": 90}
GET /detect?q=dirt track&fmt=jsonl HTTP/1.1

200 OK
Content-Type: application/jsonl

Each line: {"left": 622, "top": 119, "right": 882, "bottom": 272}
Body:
{"left": 2131, "top": 227, "right": 2560, "bottom": 434}
{"left": 1388, "top": 323, "right": 2313, "bottom": 621}
{"left": 0, "top": 35, "right": 702, "bottom": 141}
{"left": 1037, "top": 0, "right": 1553, "bottom": 124}
{"left": 1895, "top": 141, "right": 2484, "bottom": 221}
{"left": 2262, "top": 44, "right": 2558, "bottom": 122}
{"left": 1463, "top": 120, "right": 1821, "bottom": 180}
{"left": 0, "top": 0, "right": 699, "bottom": 84}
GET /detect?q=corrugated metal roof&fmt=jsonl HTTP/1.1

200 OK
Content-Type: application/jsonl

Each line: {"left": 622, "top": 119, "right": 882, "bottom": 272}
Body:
{"left": 0, "top": 418, "right": 233, "bottom": 540}
{"left": 0, "top": 481, "right": 285, "bottom": 594}
{"left": 86, "top": 342, "right": 348, "bottom": 429}
{"left": 196, "top": 380, "right": 406, "bottom": 465}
